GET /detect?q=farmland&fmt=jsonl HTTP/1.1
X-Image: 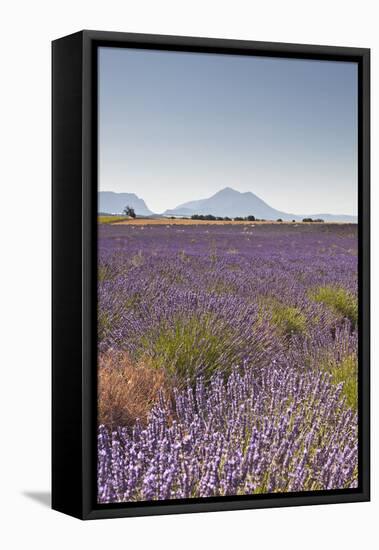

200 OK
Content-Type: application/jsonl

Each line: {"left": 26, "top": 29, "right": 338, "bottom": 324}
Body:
{"left": 97, "top": 222, "right": 358, "bottom": 503}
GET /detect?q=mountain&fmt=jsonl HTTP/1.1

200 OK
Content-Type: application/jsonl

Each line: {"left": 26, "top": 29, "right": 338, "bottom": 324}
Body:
{"left": 99, "top": 191, "right": 154, "bottom": 216}
{"left": 163, "top": 187, "right": 357, "bottom": 222}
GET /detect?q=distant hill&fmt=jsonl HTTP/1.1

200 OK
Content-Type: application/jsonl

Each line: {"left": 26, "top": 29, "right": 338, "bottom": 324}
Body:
{"left": 163, "top": 187, "right": 357, "bottom": 222}
{"left": 99, "top": 192, "right": 154, "bottom": 216}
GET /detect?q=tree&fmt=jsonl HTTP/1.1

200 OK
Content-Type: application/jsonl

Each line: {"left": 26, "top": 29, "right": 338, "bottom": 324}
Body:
{"left": 302, "top": 218, "right": 313, "bottom": 223}
{"left": 277, "top": 218, "right": 283, "bottom": 222}
{"left": 246, "top": 215, "right": 255, "bottom": 221}
{"left": 123, "top": 205, "right": 136, "bottom": 218}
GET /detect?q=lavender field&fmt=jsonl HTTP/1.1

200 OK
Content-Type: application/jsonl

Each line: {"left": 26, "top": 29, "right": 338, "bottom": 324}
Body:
{"left": 97, "top": 222, "right": 358, "bottom": 503}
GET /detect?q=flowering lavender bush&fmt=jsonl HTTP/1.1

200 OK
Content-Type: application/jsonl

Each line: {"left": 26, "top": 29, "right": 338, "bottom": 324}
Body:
{"left": 97, "top": 223, "right": 358, "bottom": 502}
{"left": 98, "top": 365, "right": 357, "bottom": 502}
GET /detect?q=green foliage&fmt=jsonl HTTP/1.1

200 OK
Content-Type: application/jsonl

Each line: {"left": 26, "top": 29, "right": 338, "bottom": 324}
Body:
{"left": 141, "top": 315, "right": 234, "bottom": 383}
{"left": 98, "top": 264, "right": 112, "bottom": 283}
{"left": 270, "top": 303, "right": 307, "bottom": 337}
{"left": 311, "top": 285, "right": 358, "bottom": 326}
{"left": 259, "top": 297, "right": 307, "bottom": 338}
{"left": 321, "top": 354, "right": 357, "bottom": 410}
{"left": 98, "top": 309, "right": 113, "bottom": 341}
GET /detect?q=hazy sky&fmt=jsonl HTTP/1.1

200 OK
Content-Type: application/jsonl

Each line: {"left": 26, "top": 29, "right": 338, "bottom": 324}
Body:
{"left": 98, "top": 47, "right": 358, "bottom": 215}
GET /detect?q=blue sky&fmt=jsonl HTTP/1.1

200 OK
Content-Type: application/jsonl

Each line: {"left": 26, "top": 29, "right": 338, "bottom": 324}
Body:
{"left": 98, "top": 47, "right": 358, "bottom": 215}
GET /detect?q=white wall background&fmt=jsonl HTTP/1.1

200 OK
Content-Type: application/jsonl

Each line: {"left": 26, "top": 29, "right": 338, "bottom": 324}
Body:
{"left": 0, "top": 1, "right": 376, "bottom": 548}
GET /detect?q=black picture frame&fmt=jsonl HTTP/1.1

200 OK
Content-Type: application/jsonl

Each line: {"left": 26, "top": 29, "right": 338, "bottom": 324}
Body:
{"left": 52, "top": 30, "right": 370, "bottom": 520}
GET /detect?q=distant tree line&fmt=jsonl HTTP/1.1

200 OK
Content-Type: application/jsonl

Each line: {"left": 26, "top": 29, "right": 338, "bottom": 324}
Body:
{"left": 186, "top": 214, "right": 325, "bottom": 223}
{"left": 191, "top": 214, "right": 259, "bottom": 222}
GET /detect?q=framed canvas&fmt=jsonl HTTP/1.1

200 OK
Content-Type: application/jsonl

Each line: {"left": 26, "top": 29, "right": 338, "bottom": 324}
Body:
{"left": 52, "top": 30, "right": 370, "bottom": 520}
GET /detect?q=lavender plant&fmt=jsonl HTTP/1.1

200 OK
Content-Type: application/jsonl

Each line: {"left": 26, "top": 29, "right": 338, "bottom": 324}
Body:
{"left": 98, "top": 364, "right": 357, "bottom": 502}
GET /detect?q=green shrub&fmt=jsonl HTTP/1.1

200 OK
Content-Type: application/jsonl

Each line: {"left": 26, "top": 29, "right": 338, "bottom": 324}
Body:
{"left": 141, "top": 315, "right": 235, "bottom": 383}
{"left": 98, "top": 310, "right": 113, "bottom": 341}
{"left": 98, "top": 264, "right": 112, "bottom": 283}
{"left": 322, "top": 354, "right": 357, "bottom": 410}
{"left": 260, "top": 297, "right": 307, "bottom": 337}
{"left": 311, "top": 286, "right": 358, "bottom": 326}
{"left": 271, "top": 304, "right": 307, "bottom": 337}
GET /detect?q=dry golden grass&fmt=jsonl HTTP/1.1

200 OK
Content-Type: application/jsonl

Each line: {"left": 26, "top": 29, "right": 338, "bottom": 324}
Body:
{"left": 98, "top": 350, "right": 170, "bottom": 428}
{"left": 114, "top": 218, "right": 257, "bottom": 226}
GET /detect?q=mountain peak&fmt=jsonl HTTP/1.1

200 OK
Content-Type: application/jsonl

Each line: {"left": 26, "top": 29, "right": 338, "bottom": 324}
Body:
{"left": 215, "top": 187, "right": 240, "bottom": 196}
{"left": 98, "top": 191, "right": 154, "bottom": 216}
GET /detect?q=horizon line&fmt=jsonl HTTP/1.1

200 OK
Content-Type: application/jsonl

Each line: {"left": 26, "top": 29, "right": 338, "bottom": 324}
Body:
{"left": 98, "top": 187, "right": 357, "bottom": 218}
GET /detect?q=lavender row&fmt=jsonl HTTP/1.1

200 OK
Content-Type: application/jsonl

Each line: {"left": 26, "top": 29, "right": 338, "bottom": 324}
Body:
{"left": 98, "top": 224, "right": 358, "bottom": 379}
{"left": 98, "top": 363, "right": 358, "bottom": 502}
